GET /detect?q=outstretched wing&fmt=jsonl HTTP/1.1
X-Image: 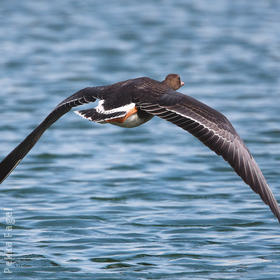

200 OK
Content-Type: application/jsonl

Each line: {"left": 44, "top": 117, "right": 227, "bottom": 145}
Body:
{"left": 137, "top": 90, "right": 280, "bottom": 222}
{"left": 0, "top": 87, "right": 102, "bottom": 184}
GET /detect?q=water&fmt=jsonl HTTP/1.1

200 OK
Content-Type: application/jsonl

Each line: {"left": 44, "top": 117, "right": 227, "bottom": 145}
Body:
{"left": 0, "top": 0, "right": 280, "bottom": 279}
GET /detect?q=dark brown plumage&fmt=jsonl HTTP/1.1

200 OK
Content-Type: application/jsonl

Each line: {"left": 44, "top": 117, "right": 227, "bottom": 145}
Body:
{"left": 161, "top": 74, "right": 184, "bottom": 90}
{"left": 0, "top": 74, "right": 279, "bottom": 223}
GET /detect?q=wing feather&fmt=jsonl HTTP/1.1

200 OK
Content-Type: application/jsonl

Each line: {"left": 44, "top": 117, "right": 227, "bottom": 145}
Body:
{"left": 75, "top": 108, "right": 126, "bottom": 123}
{"left": 0, "top": 87, "right": 102, "bottom": 184}
{"left": 138, "top": 92, "right": 280, "bottom": 222}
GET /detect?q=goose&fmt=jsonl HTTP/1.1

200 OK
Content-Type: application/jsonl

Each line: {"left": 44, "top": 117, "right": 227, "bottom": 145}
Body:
{"left": 0, "top": 74, "right": 279, "bottom": 223}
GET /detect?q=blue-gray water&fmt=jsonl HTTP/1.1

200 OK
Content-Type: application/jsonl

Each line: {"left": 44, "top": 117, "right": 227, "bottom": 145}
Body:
{"left": 0, "top": 1, "right": 280, "bottom": 279}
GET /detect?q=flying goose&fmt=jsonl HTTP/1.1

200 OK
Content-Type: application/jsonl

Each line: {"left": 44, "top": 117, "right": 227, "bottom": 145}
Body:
{"left": 0, "top": 74, "right": 279, "bottom": 223}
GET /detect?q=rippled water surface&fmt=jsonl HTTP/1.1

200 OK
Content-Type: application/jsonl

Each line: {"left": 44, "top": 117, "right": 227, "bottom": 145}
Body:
{"left": 1, "top": 1, "right": 280, "bottom": 279}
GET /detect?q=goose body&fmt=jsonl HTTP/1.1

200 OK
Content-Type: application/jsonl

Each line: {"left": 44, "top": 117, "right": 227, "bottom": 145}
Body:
{"left": 0, "top": 74, "right": 279, "bottom": 223}
{"left": 75, "top": 100, "right": 152, "bottom": 128}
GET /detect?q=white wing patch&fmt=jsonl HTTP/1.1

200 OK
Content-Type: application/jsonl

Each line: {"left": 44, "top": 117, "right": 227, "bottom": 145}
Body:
{"left": 96, "top": 100, "right": 136, "bottom": 115}
{"left": 74, "top": 110, "right": 91, "bottom": 120}
{"left": 74, "top": 99, "right": 137, "bottom": 124}
{"left": 74, "top": 110, "right": 127, "bottom": 123}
